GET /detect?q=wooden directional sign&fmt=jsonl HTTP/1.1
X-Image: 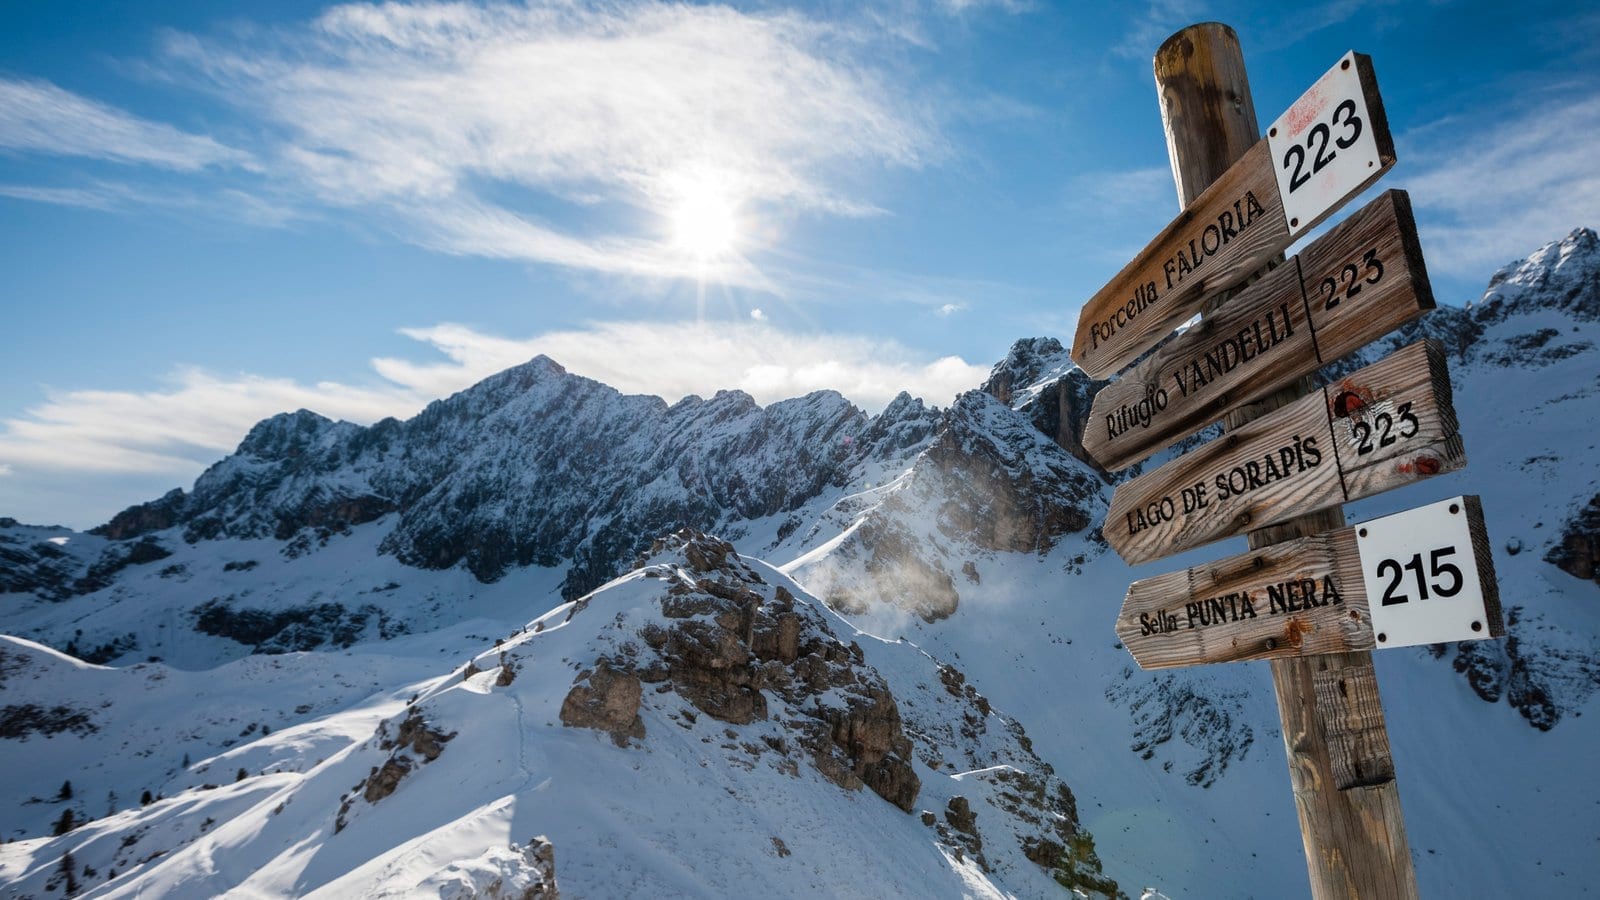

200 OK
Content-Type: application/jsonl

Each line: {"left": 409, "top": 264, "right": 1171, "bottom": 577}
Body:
{"left": 1084, "top": 189, "right": 1432, "bottom": 472}
{"left": 1116, "top": 495, "right": 1502, "bottom": 670}
{"left": 1106, "top": 339, "right": 1463, "bottom": 565}
{"left": 1072, "top": 51, "right": 1394, "bottom": 379}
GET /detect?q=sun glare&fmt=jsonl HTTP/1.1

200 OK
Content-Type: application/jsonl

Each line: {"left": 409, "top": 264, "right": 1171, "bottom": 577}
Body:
{"left": 668, "top": 173, "right": 741, "bottom": 263}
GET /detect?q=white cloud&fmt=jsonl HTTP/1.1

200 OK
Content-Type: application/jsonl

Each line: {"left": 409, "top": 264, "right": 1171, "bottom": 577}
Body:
{"left": 1113, "top": 0, "right": 1206, "bottom": 60}
{"left": 0, "top": 179, "right": 299, "bottom": 227}
{"left": 939, "top": 0, "right": 1031, "bottom": 13}
{"left": 0, "top": 369, "right": 421, "bottom": 475}
{"left": 0, "top": 77, "right": 252, "bottom": 171}
{"left": 1068, "top": 166, "right": 1172, "bottom": 212}
{"left": 750, "top": 308, "right": 767, "bottom": 321}
{"left": 377, "top": 321, "right": 988, "bottom": 410}
{"left": 1400, "top": 93, "right": 1600, "bottom": 277}
{"left": 142, "top": 0, "right": 937, "bottom": 284}
{"left": 936, "top": 303, "right": 965, "bottom": 316}
{"left": 0, "top": 182, "right": 128, "bottom": 211}
{"left": 0, "top": 321, "right": 987, "bottom": 479}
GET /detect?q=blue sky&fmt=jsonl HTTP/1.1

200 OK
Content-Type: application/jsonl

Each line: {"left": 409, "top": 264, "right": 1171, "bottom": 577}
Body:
{"left": 3, "top": 0, "right": 1597, "bottom": 528}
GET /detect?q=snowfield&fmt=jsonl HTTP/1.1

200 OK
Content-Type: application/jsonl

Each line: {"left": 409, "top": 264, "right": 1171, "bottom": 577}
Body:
{"left": 2, "top": 227, "right": 1598, "bottom": 897}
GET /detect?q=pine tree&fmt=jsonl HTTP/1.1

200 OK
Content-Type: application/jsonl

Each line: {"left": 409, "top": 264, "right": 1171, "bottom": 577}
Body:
{"left": 140, "top": 790, "right": 153, "bottom": 806}
{"left": 59, "top": 849, "right": 79, "bottom": 896}
{"left": 236, "top": 767, "right": 248, "bottom": 782}
{"left": 182, "top": 752, "right": 191, "bottom": 768}
{"left": 57, "top": 780, "right": 73, "bottom": 801}
{"left": 106, "top": 790, "right": 118, "bottom": 817}
{"left": 52, "top": 808, "right": 76, "bottom": 836}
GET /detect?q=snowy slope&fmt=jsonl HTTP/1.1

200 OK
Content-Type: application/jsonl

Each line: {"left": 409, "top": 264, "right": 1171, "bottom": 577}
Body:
{"left": 0, "top": 533, "right": 1119, "bottom": 898}
{"left": 784, "top": 227, "right": 1600, "bottom": 897}
{"left": 2, "top": 227, "right": 1597, "bottom": 897}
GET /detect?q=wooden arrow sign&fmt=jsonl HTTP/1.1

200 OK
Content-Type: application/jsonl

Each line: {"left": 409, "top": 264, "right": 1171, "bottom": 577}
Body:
{"left": 1106, "top": 339, "right": 1463, "bottom": 565}
{"left": 1084, "top": 189, "right": 1432, "bottom": 472}
{"left": 1071, "top": 51, "right": 1394, "bottom": 379}
{"left": 1116, "top": 495, "right": 1503, "bottom": 670}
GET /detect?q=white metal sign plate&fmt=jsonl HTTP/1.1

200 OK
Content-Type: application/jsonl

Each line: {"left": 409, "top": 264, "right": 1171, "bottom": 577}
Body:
{"left": 1357, "top": 496, "right": 1493, "bottom": 649}
{"left": 1267, "top": 51, "right": 1385, "bottom": 238}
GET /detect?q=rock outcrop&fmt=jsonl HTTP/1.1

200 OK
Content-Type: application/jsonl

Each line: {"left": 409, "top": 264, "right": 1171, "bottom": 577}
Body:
{"left": 1546, "top": 492, "right": 1600, "bottom": 584}
{"left": 338, "top": 710, "right": 456, "bottom": 830}
{"left": 981, "top": 337, "right": 1108, "bottom": 476}
{"left": 565, "top": 529, "right": 922, "bottom": 812}
{"left": 559, "top": 661, "right": 646, "bottom": 746}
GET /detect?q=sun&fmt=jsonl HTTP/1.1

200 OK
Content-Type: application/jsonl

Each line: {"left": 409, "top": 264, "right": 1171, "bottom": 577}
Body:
{"left": 667, "top": 172, "right": 741, "bottom": 263}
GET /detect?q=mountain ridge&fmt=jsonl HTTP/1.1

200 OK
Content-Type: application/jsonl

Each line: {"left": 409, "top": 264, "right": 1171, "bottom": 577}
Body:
{"left": 2, "top": 224, "right": 1598, "bottom": 897}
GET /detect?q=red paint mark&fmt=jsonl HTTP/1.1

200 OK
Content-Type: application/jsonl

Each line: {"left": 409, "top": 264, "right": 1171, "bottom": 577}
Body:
{"left": 1331, "top": 379, "right": 1382, "bottom": 419}
{"left": 1331, "top": 386, "right": 1371, "bottom": 419}
{"left": 1284, "top": 617, "right": 1310, "bottom": 648}
{"left": 1396, "top": 456, "right": 1439, "bottom": 476}
{"left": 1282, "top": 84, "right": 1328, "bottom": 139}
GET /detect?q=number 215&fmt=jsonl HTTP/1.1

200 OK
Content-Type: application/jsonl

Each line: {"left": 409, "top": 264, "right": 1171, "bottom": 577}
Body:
{"left": 1377, "top": 547, "right": 1462, "bottom": 605}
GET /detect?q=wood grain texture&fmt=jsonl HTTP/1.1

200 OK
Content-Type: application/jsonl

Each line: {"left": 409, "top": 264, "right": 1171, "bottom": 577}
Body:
{"left": 1071, "top": 140, "right": 1288, "bottom": 379}
{"left": 1154, "top": 23, "right": 1261, "bottom": 215}
{"left": 1320, "top": 338, "right": 1462, "bottom": 503}
{"left": 1106, "top": 339, "right": 1461, "bottom": 565}
{"left": 1075, "top": 50, "right": 1397, "bottom": 380}
{"left": 1116, "top": 526, "right": 1372, "bottom": 669}
{"left": 1462, "top": 494, "right": 1505, "bottom": 637}
{"left": 1085, "top": 189, "right": 1432, "bottom": 472}
{"left": 1152, "top": 27, "right": 1415, "bottom": 897}
{"left": 1274, "top": 649, "right": 1419, "bottom": 898}
{"left": 1116, "top": 493, "right": 1498, "bottom": 670}
{"left": 1311, "top": 659, "right": 1396, "bottom": 788}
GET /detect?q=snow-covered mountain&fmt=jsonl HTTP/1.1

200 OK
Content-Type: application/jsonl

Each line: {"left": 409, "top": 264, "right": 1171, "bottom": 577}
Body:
{"left": 0, "top": 532, "right": 1118, "bottom": 897}
{"left": 2, "top": 227, "right": 1598, "bottom": 897}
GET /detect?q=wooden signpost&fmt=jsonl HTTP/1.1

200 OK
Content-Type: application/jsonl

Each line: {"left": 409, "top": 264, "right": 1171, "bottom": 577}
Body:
{"left": 1084, "top": 189, "right": 1434, "bottom": 471}
{"left": 1117, "top": 495, "right": 1504, "bottom": 670}
{"left": 1073, "top": 23, "right": 1505, "bottom": 899}
{"left": 1071, "top": 51, "right": 1395, "bottom": 379}
{"left": 1106, "top": 339, "right": 1463, "bottom": 564}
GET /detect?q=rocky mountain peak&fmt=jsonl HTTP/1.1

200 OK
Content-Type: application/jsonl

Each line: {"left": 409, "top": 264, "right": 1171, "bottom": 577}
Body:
{"left": 1476, "top": 226, "right": 1600, "bottom": 322}
{"left": 88, "top": 488, "right": 187, "bottom": 540}
{"left": 235, "top": 409, "right": 347, "bottom": 460}
{"left": 982, "top": 337, "right": 1074, "bottom": 407}
{"left": 978, "top": 337, "right": 1105, "bottom": 474}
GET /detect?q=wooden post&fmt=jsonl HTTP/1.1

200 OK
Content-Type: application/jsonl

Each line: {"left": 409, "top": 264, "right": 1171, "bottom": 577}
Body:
{"left": 1154, "top": 23, "right": 1419, "bottom": 898}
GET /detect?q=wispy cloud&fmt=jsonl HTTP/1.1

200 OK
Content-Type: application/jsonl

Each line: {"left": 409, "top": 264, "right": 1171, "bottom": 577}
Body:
{"left": 938, "top": 0, "right": 1032, "bottom": 14}
{"left": 1064, "top": 165, "right": 1175, "bottom": 264}
{"left": 1113, "top": 0, "right": 1205, "bottom": 60}
{"left": 0, "top": 369, "right": 420, "bottom": 475}
{"left": 377, "top": 321, "right": 987, "bottom": 410}
{"left": 0, "top": 321, "right": 986, "bottom": 480}
{"left": 1067, "top": 165, "right": 1171, "bottom": 215}
{"left": 0, "top": 178, "right": 298, "bottom": 226}
{"left": 0, "top": 77, "right": 251, "bottom": 171}
{"left": 116, "top": 0, "right": 938, "bottom": 285}
{"left": 1400, "top": 92, "right": 1600, "bottom": 278}
{"left": 1, "top": 2, "right": 940, "bottom": 288}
